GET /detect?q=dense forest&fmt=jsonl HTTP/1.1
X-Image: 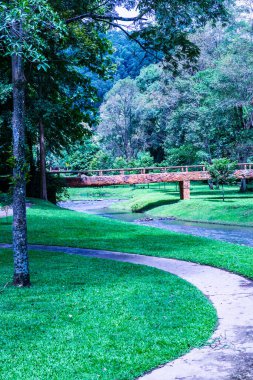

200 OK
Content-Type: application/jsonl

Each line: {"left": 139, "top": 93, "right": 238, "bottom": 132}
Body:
{"left": 1, "top": 2, "right": 253, "bottom": 187}
{"left": 56, "top": 3, "right": 253, "bottom": 170}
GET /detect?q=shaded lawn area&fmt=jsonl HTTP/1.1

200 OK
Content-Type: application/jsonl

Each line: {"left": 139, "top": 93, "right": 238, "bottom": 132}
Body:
{"left": 67, "top": 183, "right": 253, "bottom": 225}
{"left": 148, "top": 186, "right": 253, "bottom": 225}
{"left": 1, "top": 199, "right": 253, "bottom": 279}
{"left": 0, "top": 249, "right": 216, "bottom": 380}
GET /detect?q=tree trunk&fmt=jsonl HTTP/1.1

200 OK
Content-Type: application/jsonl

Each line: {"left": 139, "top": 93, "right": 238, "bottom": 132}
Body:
{"left": 26, "top": 131, "right": 36, "bottom": 198}
{"left": 240, "top": 178, "right": 247, "bottom": 193}
{"left": 208, "top": 180, "right": 214, "bottom": 190}
{"left": 39, "top": 119, "right": 48, "bottom": 200}
{"left": 12, "top": 47, "right": 30, "bottom": 287}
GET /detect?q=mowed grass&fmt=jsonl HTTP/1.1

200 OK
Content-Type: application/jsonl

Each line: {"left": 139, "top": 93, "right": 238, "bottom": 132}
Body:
{"left": 0, "top": 249, "right": 216, "bottom": 380}
{"left": 67, "top": 183, "right": 253, "bottom": 225}
{"left": 148, "top": 185, "right": 253, "bottom": 225}
{"left": 1, "top": 199, "right": 253, "bottom": 279}
{"left": 1, "top": 195, "right": 253, "bottom": 378}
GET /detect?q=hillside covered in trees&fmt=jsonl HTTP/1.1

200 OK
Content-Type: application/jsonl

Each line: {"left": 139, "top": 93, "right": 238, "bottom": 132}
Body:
{"left": 58, "top": 2, "right": 253, "bottom": 171}
{"left": 2, "top": 2, "right": 253, "bottom": 184}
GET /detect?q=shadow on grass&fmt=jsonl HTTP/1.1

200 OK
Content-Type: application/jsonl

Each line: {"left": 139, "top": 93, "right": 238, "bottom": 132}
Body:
{"left": 203, "top": 199, "right": 237, "bottom": 203}
{"left": 198, "top": 196, "right": 253, "bottom": 202}
{"left": 0, "top": 220, "right": 12, "bottom": 226}
{"left": 133, "top": 199, "right": 180, "bottom": 213}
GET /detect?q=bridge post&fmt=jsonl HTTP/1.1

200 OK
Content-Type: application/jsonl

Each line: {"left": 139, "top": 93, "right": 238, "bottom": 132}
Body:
{"left": 179, "top": 181, "right": 190, "bottom": 200}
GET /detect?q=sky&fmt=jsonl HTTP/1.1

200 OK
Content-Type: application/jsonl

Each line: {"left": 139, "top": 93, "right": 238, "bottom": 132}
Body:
{"left": 116, "top": 6, "right": 138, "bottom": 18}
{"left": 116, "top": 2, "right": 253, "bottom": 26}
{"left": 115, "top": 6, "right": 139, "bottom": 27}
{"left": 115, "top": 6, "right": 155, "bottom": 29}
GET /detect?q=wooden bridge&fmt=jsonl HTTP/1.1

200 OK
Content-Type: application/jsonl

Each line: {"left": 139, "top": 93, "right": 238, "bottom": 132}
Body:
{"left": 50, "top": 163, "right": 253, "bottom": 200}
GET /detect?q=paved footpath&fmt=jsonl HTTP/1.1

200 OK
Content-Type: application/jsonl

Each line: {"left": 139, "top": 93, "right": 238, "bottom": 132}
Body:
{"left": 1, "top": 243, "right": 253, "bottom": 379}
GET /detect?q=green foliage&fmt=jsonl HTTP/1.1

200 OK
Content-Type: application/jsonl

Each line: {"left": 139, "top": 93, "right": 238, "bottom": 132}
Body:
{"left": 59, "top": 138, "right": 100, "bottom": 170}
{"left": 130, "top": 152, "right": 155, "bottom": 168}
{"left": 206, "top": 158, "right": 237, "bottom": 200}
{"left": 0, "top": 0, "right": 116, "bottom": 188}
{"left": 0, "top": 192, "right": 12, "bottom": 206}
{"left": 88, "top": 30, "right": 156, "bottom": 100}
{"left": 129, "top": 0, "right": 227, "bottom": 70}
{"left": 96, "top": 10, "right": 253, "bottom": 167}
{"left": 0, "top": 192, "right": 12, "bottom": 218}
{"left": 110, "top": 30, "right": 155, "bottom": 80}
{"left": 90, "top": 150, "right": 114, "bottom": 170}
{"left": 0, "top": 0, "right": 65, "bottom": 66}
{"left": 0, "top": 0, "right": 235, "bottom": 190}
{"left": 113, "top": 156, "right": 128, "bottom": 169}
{"left": 98, "top": 78, "right": 143, "bottom": 160}
{"left": 206, "top": 158, "right": 237, "bottom": 186}
{"left": 164, "top": 145, "right": 200, "bottom": 166}
{"left": 0, "top": 82, "right": 12, "bottom": 103}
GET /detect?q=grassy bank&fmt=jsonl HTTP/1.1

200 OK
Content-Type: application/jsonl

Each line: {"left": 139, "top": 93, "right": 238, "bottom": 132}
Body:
{"left": 67, "top": 183, "right": 253, "bottom": 225}
{"left": 147, "top": 185, "right": 253, "bottom": 225}
{"left": 1, "top": 199, "right": 253, "bottom": 279}
{"left": 0, "top": 249, "right": 216, "bottom": 380}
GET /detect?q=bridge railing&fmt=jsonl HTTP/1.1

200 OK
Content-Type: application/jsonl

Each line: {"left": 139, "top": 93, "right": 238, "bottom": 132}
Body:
{"left": 49, "top": 163, "right": 253, "bottom": 177}
{"left": 49, "top": 164, "right": 206, "bottom": 176}
{"left": 237, "top": 163, "right": 253, "bottom": 170}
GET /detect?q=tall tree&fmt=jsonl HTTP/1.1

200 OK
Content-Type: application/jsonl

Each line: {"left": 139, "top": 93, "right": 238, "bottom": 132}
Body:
{"left": 0, "top": 0, "right": 227, "bottom": 286}
{"left": 0, "top": 0, "right": 64, "bottom": 286}
{"left": 98, "top": 78, "right": 144, "bottom": 159}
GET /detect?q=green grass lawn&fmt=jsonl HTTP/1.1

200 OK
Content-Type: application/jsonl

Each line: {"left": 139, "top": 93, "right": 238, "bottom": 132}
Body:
{"left": 67, "top": 183, "right": 253, "bottom": 225}
{"left": 0, "top": 249, "right": 216, "bottom": 380}
{"left": 1, "top": 199, "right": 253, "bottom": 279}
{"left": 1, "top": 197, "right": 253, "bottom": 378}
{"left": 148, "top": 185, "right": 253, "bottom": 225}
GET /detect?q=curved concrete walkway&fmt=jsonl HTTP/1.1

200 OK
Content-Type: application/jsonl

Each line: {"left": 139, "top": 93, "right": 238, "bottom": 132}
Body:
{"left": 1, "top": 243, "right": 253, "bottom": 379}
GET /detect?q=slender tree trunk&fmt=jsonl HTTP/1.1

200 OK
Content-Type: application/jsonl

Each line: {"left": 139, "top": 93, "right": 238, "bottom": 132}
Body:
{"left": 12, "top": 49, "right": 31, "bottom": 287}
{"left": 26, "top": 132, "right": 36, "bottom": 198}
{"left": 208, "top": 180, "right": 214, "bottom": 190}
{"left": 240, "top": 178, "right": 247, "bottom": 193}
{"left": 39, "top": 119, "right": 48, "bottom": 200}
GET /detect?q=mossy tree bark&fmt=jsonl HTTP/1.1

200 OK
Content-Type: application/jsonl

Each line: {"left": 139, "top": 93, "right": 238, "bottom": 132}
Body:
{"left": 12, "top": 31, "right": 31, "bottom": 287}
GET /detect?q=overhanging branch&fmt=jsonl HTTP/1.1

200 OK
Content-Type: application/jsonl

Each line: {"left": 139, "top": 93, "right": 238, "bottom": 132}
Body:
{"left": 64, "top": 10, "right": 156, "bottom": 60}
{"left": 65, "top": 12, "right": 147, "bottom": 25}
{"left": 99, "top": 18, "right": 157, "bottom": 59}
